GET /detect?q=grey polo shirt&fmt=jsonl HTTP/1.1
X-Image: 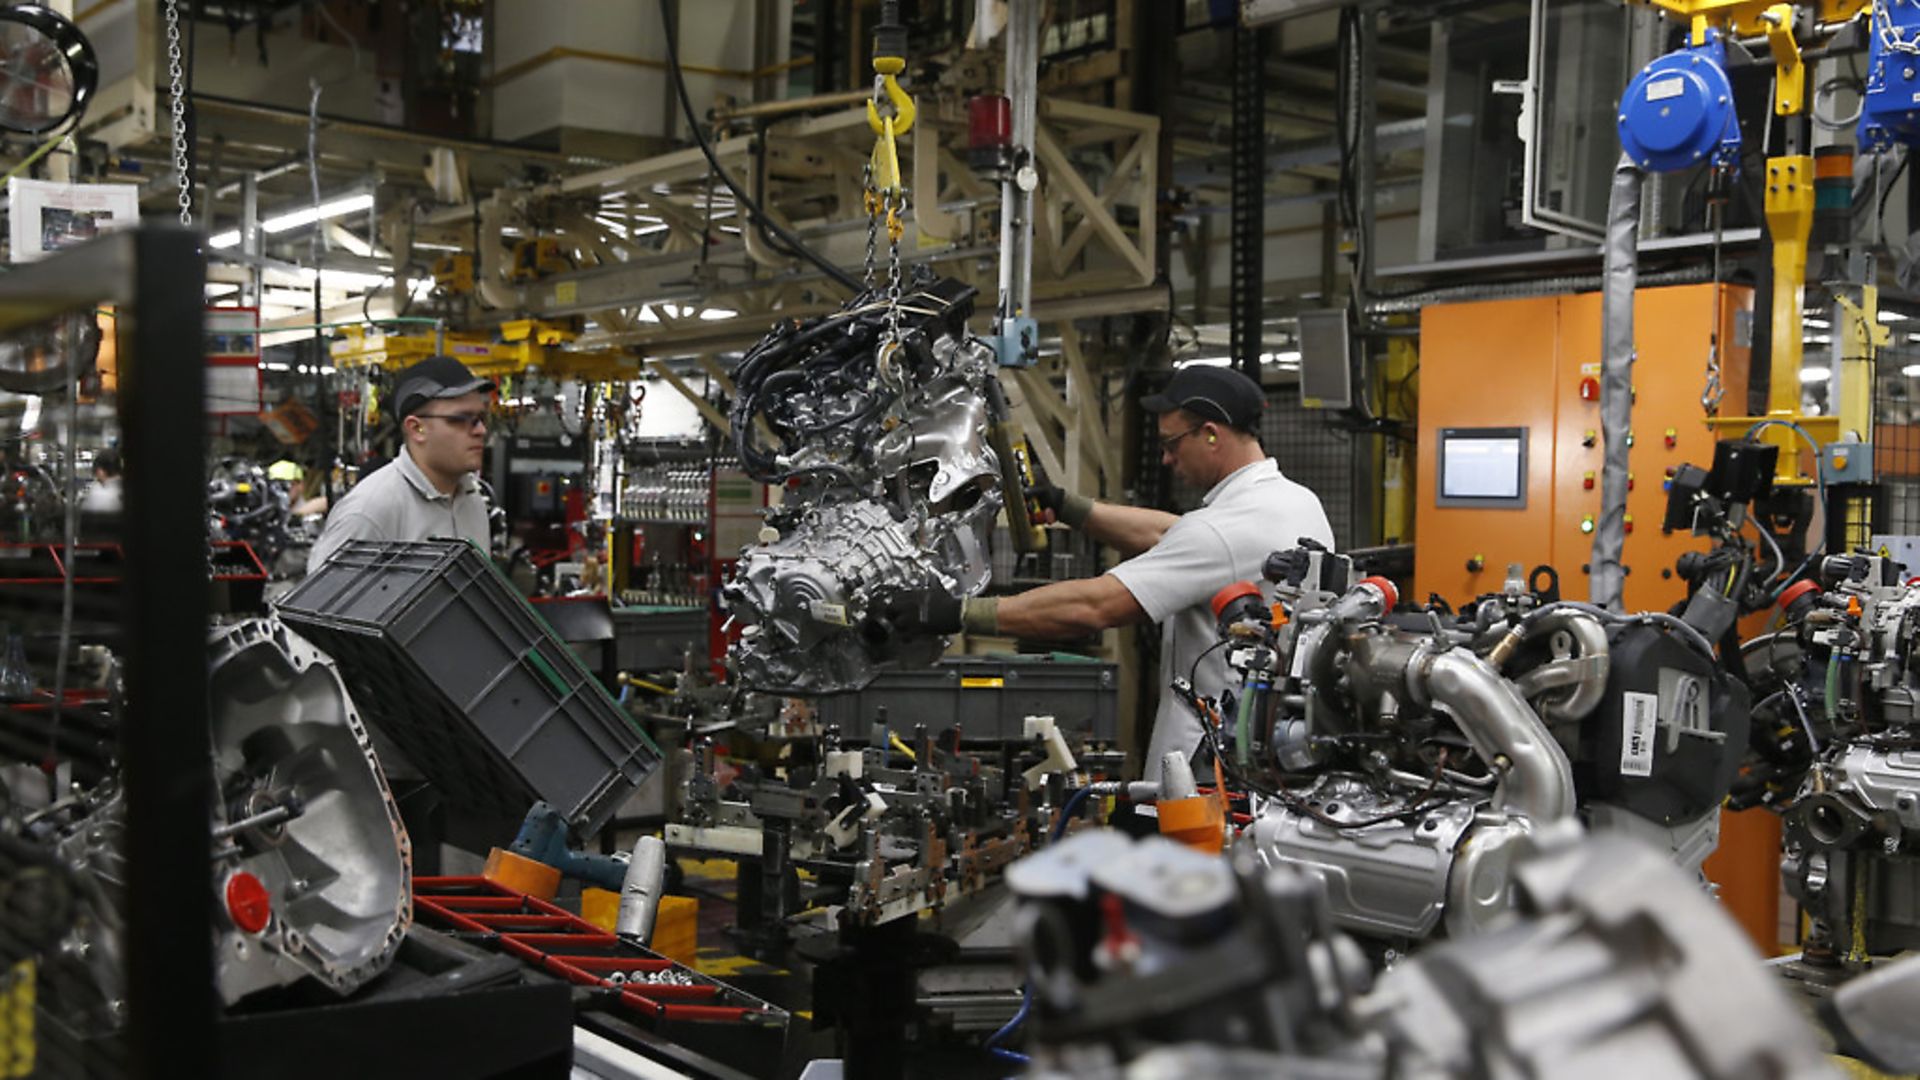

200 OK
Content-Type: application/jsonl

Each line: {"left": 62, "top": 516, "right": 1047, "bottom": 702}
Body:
{"left": 307, "top": 447, "right": 490, "bottom": 574}
{"left": 1107, "top": 458, "right": 1334, "bottom": 783}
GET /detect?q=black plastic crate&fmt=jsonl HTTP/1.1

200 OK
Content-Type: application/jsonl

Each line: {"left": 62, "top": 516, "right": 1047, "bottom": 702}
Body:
{"left": 275, "top": 540, "right": 662, "bottom": 835}
{"left": 611, "top": 605, "right": 708, "bottom": 672}
{"left": 814, "top": 655, "right": 1118, "bottom": 742}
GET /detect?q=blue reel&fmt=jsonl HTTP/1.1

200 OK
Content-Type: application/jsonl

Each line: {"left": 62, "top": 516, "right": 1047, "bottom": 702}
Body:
{"left": 1859, "top": 0, "right": 1920, "bottom": 153}
{"left": 1618, "top": 29, "right": 1741, "bottom": 174}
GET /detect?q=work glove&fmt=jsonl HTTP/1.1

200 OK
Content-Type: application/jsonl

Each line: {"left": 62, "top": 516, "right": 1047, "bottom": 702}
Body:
{"left": 863, "top": 586, "right": 995, "bottom": 639}
{"left": 1029, "top": 483, "right": 1093, "bottom": 528}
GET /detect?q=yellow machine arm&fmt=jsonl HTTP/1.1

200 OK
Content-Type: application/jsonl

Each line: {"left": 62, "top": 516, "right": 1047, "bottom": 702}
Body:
{"left": 1636, "top": 0, "right": 1870, "bottom": 482}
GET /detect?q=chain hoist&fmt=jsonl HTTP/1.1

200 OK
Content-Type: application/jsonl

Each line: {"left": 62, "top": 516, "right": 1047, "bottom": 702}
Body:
{"left": 164, "top": 0, "right": 192, "bottom": 227}
{"left": 865, "top": 1, "right": 913, "bottom": 364}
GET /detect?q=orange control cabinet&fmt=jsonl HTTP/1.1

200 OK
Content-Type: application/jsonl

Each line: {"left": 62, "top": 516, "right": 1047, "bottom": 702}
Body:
{"left": 1414, "top": 284, "right": 1753, "bottom": 611}
{"left": 1415, "top": 283, "right": 1780, "bottom": 952}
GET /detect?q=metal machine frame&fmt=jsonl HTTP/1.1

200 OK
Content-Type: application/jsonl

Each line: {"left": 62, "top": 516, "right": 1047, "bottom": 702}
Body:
{"left": 0, "top": 227, "right": 215, "bottom": 1072}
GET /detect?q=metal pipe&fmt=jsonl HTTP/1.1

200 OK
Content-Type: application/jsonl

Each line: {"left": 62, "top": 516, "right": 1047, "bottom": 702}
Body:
{"left": 714, "top": 88, "right": 871, "bottom": 123}
{"left": 743, "top": 134, "right": 789, "bottom": 270}
{"left": 241, "top": 173, "right": 259, "bottom": 309}
{"left": 1592, "top": 154, "right": 1642, "bottom": 612}
{"left": 213, "top": 156, "right": 306, "bottom": 201}
{"left": 474, "top": 194, "right": 522, "bottom": 312}
{"left": 1415, "top": 648, "right": 1576, "bottom": 822}
{"left": 1362, "top": 266, "right": 1709, "bottom": 315}
{"left": 997, "top": 0, "right": 1039, "bottom": 325}
{"left": 1486, "top": 608, "right": 1610, "bottom": 723}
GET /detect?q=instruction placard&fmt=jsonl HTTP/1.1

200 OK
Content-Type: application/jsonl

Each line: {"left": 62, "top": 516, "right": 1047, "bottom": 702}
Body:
{"left": 7, "top": 178, "right": 139, "bottom": 263}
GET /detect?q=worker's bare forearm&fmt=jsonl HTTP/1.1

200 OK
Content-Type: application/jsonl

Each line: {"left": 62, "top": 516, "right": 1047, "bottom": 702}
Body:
{"left": 1081, "top": 502, "right": 1178, "bottom": 558}
{"left": 992, "top": 575, "right": 1145, "bottom": 639}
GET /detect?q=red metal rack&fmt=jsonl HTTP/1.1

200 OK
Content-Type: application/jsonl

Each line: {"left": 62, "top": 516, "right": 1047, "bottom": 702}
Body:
{"left": 412, "top": 875, "right": 779, "bottom": 1026}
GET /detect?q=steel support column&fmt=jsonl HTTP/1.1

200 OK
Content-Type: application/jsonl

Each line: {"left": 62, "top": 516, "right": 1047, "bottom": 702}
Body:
{"left": 1229, "top": 22, "right": 1265, "bottom": 380}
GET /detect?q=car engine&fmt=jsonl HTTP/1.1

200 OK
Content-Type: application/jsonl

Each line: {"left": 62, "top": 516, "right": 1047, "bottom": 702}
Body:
{"left": 1207, "top": 544, "right": 1747, "bottom": 944}
{"left": 1738, "top": 552, "right": 1920, "bottom": 968}
{"left": 721, "top": 273, "right": 1009, "bottom": 694}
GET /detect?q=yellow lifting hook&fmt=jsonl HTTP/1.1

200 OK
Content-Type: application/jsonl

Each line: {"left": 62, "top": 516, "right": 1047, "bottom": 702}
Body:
{"left": 866, "top": 0, "right": 914, "bottom": 198}
{"left": 867, "top": 62, "right": 915, "bottom": 197}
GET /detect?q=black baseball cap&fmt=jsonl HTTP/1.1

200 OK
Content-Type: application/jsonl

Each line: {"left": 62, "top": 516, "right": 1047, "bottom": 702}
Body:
{"left": 393, "top": 355, "right": 494, "bottom": 419}
{"left": 1141, "top": 365, "right": 1263, "bottom": 429}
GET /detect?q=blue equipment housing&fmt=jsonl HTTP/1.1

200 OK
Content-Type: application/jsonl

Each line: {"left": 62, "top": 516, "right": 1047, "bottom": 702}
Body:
{"left": 1859, "top": 0, "right": 1920, "bottom": 152}
{"left": 1618, "top": 29, "right": 1742, "bottom": 173}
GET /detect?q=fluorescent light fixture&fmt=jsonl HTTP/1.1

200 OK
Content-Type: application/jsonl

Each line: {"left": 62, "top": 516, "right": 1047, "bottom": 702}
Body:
{"left": 262, "top": 193, "right": 375, "bottom": 235}
{"left": 1902, "top": 363, "right": 1920, "bottom": 377}
{"left": 262, "top": 288, "right": 320, "bottom": 307}
{"left": 294, "top": 267, "right": 390, "bottom": 291}
{"left": 1800, "top": 366, "right": 1831, "bottom": 383}
{"left": 1261, "top": 350, "right": 1301, "bottom": 366}
{"left": 699, "top": 308, "right": 739, "bottom": 321}
{"left": 1803, "top": 318, "right": 1829, "bottom": 329}
{"left": 1880, "top": 311, "right": 1909, "bottom": 323}
{"left": 1176, "top": 355, "right": 1234, "bottom": 368}
{"left": 1804, "top": 335, "right": 1831, "bottom": 345}
{"left": 208, "top": 230, "right": 241, "bottom": 249}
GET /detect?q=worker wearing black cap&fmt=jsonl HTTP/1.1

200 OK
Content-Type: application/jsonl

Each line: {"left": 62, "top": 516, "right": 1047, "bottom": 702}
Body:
{"left": 903, "top": 364, "right": 1333, "bottom": 783}
{"left": 307, "top": 354, "right": 497, "bottom": 574}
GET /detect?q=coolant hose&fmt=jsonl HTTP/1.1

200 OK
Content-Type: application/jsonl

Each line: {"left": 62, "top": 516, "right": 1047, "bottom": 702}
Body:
{"left": 1234, "top": 685, "right": 1260, "bottom": 767}
{"left": 1592, "top": 154, "right": 1643, "bottom": 612}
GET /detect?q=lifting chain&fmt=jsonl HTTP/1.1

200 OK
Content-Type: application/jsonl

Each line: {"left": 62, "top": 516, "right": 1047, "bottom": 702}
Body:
{"left": 863, "top": 167, "right": 908, "bottom": 373}
{"left": 863, "top": 163, "right": 880, "bottom": 290}
{"left": 883, "top": 188, "right": 905, "bottom": 349}
{"left": 164, "top": 0, "right": 192, "bottom": 227}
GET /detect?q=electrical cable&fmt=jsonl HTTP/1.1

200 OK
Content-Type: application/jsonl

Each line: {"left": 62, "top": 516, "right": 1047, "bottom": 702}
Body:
{"left": 1743, "top": 418, "right": 1831, "bottom": 595}
{"left": 1186, "top": 636, "right": 1231, "bottom": 690}
{"left": 1, "top": 132, "right": 65, "bottom": 182}
{"left": 1522, "top": 599, "right": 1720, "bottom": 663}
{"left": 1746, "top": 511, "right": 1786, "bottom": 587}
{"left": 1756, "top": 686, "right": 1821, "bottom": 757}
{"left": 985, "top": 986, "right": 1032, "bottom": 1064}
{"left": 44, "top": 317, "right": 81, "bottom": 799}
{"left": 985, "top": 782, "right": 1098, "bottom": 1067}
{"left": 1052, "top": 785, "right": 1094, "bottom": 842}
{"left": 1878, "top": 150, "right": 1910, "bottom": 250}
{"left": 657, "top": 0, "right": 858, "bottom": 293}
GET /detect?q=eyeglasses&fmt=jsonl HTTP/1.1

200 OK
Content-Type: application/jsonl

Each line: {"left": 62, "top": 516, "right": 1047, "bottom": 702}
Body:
{"left": 414, "top": 410, "right": 488, "bottom": 431}
{"left": 1158, "top": 424, "right": 1206, "bottom": 453}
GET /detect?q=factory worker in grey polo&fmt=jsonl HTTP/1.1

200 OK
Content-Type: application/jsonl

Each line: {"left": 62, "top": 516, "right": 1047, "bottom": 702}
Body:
{"left": 900, "top": 364, "right": 1335, "bottom": 783}
{"left": 307, "top": 354, "right": 496, "bottom": 574}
